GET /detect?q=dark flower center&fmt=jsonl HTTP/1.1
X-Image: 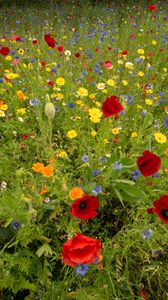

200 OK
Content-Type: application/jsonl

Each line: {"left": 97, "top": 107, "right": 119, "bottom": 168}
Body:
{"left": 161, "top": 209, "right": 168, "bottom": 219}
{"left": 79, "top": 201, "right": 87, "bottom": 210}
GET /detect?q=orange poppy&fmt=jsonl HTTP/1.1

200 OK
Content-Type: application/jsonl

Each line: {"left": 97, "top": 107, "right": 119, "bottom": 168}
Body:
{"left": 42, "top": 164, "right": 54, "bottom": 177}
{"left": 69, "top": 187, "right": 84, "bottom": 200}
{"left": 32, "top": 162, "right": 44, "bottom": 173}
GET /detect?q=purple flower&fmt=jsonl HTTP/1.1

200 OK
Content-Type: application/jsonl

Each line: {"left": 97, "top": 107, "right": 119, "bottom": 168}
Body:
{"left": 11, "top": 221, "right": 21, "bottom": 230}
{"left": 165, "top": 117, "right": 168, "bottom": 128}
{"left": 76, "top": 264, "right": 89, "bottom": 275}
{"left": 112, "top": 162, "right": 123, "bottom": 170}
{"left": 131, "top": 170, "right": 141, "bottom": 180}
{"left": 82, "top": 155, "right": 89, "bottom": 162}
{"left": 92, "top": 186, "right": 102, "bottom": 195}
{"left": 141, "top": 229, "right": 152, "bottom": 239}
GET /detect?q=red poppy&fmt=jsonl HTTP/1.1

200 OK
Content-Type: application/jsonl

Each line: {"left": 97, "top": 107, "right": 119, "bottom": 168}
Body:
{"left": 137, "top": 150, "right": 161, "bottom": 177}
{"left": 102, "top": 95, "right": 123, "bottom": 118}
{"left": 149, "top": 4, "right": 156, "bottom": 12}
{"left": 122, "top": 50, "right": 128, "bottom": 56}
{"left": 41, "top": 60, "right": 46, "bottom": 67}
{"left": 0, "top": 46, "right": 10, "bottom": 56}
{"left": 70, "top": 195, "right": 99, "bottom": 220}
{"left": 108, "top": 47, "right": 112, "bottom": 51}
{"left": 75, "top": 52, "right": 81, "bottom": 58}
{"left": 32, "top": 39, "right": 38, "bottom": 45}
{"left": 47, "top": 80, "right": 54, "bottom": 86}
{"left": 22, "top": 133, "right": 28, "bottom": 140}
{"left": 62, "top": 233, "right": 101, "bottom": 266}
{"left": 16, "top": 36, "right": 21, "bottom": 42}
{"left": 44, "top": 34, "right": 56, "bottom": 48}
{"left": 57, "top": 45, "right": 64, "bottom": 52}
{"left": 147, "top": 195, "right": 168, "bottom": 224}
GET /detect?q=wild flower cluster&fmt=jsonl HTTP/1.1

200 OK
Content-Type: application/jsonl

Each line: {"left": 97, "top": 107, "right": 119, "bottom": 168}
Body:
{"left": 0, "top": 0, "right": 168, "bottom": 299}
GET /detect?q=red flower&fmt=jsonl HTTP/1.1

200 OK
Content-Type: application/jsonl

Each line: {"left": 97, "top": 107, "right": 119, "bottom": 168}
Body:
{"left": 47, "top": 80, "right": 54, "bottom": 86}
{"left": 41, "top": 60, "right": 46, "bottom": 67}
{"left": 44, "top": 34, "right": 56, "bottom": 48}
{"left": 57, "top": 45, "right": 64, "bottom": 52}
{"left": 149, "top": 4, "right": 156, "bottom": 12}
{"left": 16, "top": 36, "right": 21, "bottom": 42}
{"left": 75, "top": 52, "right": 81, "bottom": 58}
{"left": 102, "top": 95, "right": 123, "bottom": 118}
{"left": 62, "top": 233, "right": 101, "bottom": 266}
{"left": 70, "top": 195, "right": 99, "bottom": 220}
{"left": 147, "top": 195, "right": 168, "bottom": 224}
{"left": 137, "top": 150, "right": 161, "bottom": 177}
{"left": 22, "top": 133, "right": 28, "bottom": 140}
{"left": 0, "top": 46, "right": 10, "bottom": 56}
{"left": 122, "top": 50, "right": 128, "bottom": 56}
{"left": 32, "top": 39, "right": 38, "bottom": 45}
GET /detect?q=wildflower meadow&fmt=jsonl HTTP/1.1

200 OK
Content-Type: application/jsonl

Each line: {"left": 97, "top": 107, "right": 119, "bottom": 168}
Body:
{"left": 0, "top": 0, "right": 168, "bottom": 299}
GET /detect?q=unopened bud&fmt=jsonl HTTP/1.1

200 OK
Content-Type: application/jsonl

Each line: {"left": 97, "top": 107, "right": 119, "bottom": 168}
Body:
{"left": 44, "top": 102, "right": 55, "bottom": 119}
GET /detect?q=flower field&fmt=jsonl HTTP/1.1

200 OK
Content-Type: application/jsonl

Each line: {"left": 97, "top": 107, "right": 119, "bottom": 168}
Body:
{"left": 0, "top": 0, "right": 168, "bottom": 299}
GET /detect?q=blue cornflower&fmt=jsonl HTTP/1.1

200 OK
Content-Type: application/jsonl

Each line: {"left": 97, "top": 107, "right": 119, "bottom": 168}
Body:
{"left": 131, "top": 170, "right": 141, "bottom": 180}
{"left": 92, "top": 186, "right": 102, "bottom": 195}
{"left": 100, "top": 156, "right": 107, "bottom": 163}
{"left": 51, "top": 68, "right": 57, "bottom": 73}
{"left": 0, "top": 78, "right": 3, "bottom": 83}
{"left": 141, "top": 229, "right": 152, "bottom": 239}
{"left": 82, "top": 155, "right": 89, "bottom": 162}
{"left": 165, "top": 117, "right": 168, "bottom": 128}
{"left": 76, "top": 264, "right": 89, "bottom": 276}
{"left": 11, "top": 221, "right": 21, "bottom": 230}
{"left": 92, "top": 170, "right": 101, "bottom": 177}
{"left": 69, "top": 103, "right": 75, "bottom": 109}
{"left": 112, "top": 162, "right": 123, "bottom": 170}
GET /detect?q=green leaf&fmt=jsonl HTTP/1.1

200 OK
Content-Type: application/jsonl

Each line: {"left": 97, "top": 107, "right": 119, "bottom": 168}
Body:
{"left": 36, "top": 243, "right": 53, "bottom": 257}
{"left": 114, "top": 188, "right": 125, "bottom": 207}
{"left": 113, "top": 179, "right": 135, "bottom": 185}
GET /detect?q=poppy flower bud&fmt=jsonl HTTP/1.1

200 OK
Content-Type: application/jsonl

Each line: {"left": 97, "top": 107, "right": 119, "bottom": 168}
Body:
{"left": 44, "top": 102, "right": 55, "bottom": 119}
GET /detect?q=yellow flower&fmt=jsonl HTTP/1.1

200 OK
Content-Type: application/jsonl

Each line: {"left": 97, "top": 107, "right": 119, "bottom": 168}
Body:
{"left": 125, "top": 62, "right": 134, "bottom": 70}
{"left": 17, "top": 48, "right": 24, "bottom": 55}
{"left": 0, "top": 110, "right": 5, "bottom": 117}
{"left": 138, "top": 71, "right": 144, "bottom": 77}
{"left": 88, "top": 107, "right": 102, "bottom": 123}
{"left": 5, "top": 55, "right": 12, "bottom": 61}
{"left": 131, "top": 132, "right": 138, "bottom": 138}
{"left": 103, "top": 139, "right": 109, "bottom": 144}
{"left": 56, "top": 77, "right": 65, "bottom": 86}
{"left": 163, "top": 68, "right": 167, "bottom": 73}
{"left": 89, "top": 93, "right": 96, "bottom": 99}
{"left": 106, "top": 79, "right": 115, "bottom": 86}
{"left": 102, "top": 89, "right": 107, "bottom": 94}
{"left": 95, "top": 101, "right": 101, "bottom": 107}
{"left": 28, "top": 63, "right": 33, "bottom": 70}
{"left": 67, "top": 130, "right": 77, "bottom": 138}
{"left": 152, "top": 40, "right": 157, "bottom": 45}
{"left": 16, "top": 108, "right": 26, "bottom": 115}
{"left": 91, "top": 130, "right": 97, "bottom": 136}
{"left": 0, "top": 104, "right": 8, "bottom": 111}
{"left": 137, "top": 49, "right": 144, "bottom": 55}
{"left": 122, "top": 80, "right": 128, "bottom": 86}
{"left": 58, "top": 151, "right": 68, "bottom": 158}
{"left": 154, "top": 132, "right": 167, "bottom": 144}
{"left": 112, "top": 128, "right": 119, "bottom": 135}
{"left": 46, "top": 67, "right": 51, "bottom": 72}
{"left": 5, "top": 73, "right": 19, "bottom": 80}
{"left": 77, "top": 87, "right": 88, "bottom": 97}
{"left": 145, "top": 99, "right": 153, "bottom": 105}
